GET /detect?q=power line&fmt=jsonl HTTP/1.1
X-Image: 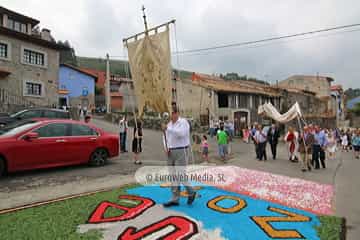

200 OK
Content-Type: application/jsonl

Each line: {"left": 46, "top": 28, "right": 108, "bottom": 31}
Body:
{"left": 108, "top": 23, "right": 360, "bottom": 59}
{"left": 173, "top": 28, "right": 360, "bottom": 58}
{"left": 174, "top": 23, "right": 360, "bottom": 55}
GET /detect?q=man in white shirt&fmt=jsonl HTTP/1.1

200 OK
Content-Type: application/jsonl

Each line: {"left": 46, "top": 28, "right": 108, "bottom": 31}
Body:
{"left": 119, "top": 116, "right": 128, "bottom": 152}
{"left": 254, "top": 125, "right": 268, "bottom": 161}
{"left": 162, "top": 106, "right": 196, "bottom": 207}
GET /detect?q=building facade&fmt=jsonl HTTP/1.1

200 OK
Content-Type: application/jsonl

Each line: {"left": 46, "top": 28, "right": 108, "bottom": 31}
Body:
{"left": 170, "top": 73, "right": 337, "bottom": 132}
{"left": 80, "top": 68, "right": 136, "bottom": 112}
{"left": 58, "top": 64, "right": 96, "bottom": 108}
{"left": 0, "top": 6, "right": 67, "bottom": 107}
{"left": 278, "top": 75, "right": 334, "bottom": 97}
{"left": 173, "top": 73, "right": 281, "bottom": 135}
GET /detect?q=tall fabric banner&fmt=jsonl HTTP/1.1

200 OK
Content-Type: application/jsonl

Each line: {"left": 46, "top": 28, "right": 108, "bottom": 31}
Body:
{"left": 127, "top": 29, "right": 172, "bottom": 116}
{"left": 258, "top": 102, "right": 302, "bottom": 123}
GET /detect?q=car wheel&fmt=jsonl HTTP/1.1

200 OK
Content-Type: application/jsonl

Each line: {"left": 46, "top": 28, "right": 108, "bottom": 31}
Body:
{"left": 0, "top": 157, "right": 6, "bottom": 177}
{"left": 89, "top": 148, "right": 108, "bottom": 166}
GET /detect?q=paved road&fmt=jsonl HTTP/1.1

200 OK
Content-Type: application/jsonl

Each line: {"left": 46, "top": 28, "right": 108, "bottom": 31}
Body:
{"left": 0, "top": 118, "right": 358, "bottom": 239}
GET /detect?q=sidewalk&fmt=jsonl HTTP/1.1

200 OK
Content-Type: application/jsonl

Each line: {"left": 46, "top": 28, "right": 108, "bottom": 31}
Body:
{"left": 334, "top": 152, "right": 360, "bottom": 240}
{"left": 0, "top": 174, "right": 134, "bottom": 210}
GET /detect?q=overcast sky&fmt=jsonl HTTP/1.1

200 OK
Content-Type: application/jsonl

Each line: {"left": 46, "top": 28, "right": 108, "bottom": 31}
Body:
{"left": 3, "top": 0, "right": 360, "bottom": 88}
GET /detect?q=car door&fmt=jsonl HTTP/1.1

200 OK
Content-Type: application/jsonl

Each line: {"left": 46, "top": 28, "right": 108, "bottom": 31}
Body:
{"left": 10, "top": 123, "right": 71, "bottom": 170}
{"left": 65, "top": 123, "right": 99, "bottom": 164}
{"left": 29, "top": 123, "right": 71, "bottom": 167}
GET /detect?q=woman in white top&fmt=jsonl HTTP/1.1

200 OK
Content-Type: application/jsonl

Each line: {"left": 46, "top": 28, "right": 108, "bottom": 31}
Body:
{"left": 327, "top": 132, "right": 337, "bottom": 159}
{"left": 341, "top": 133, "right": 348, "bottom": 152}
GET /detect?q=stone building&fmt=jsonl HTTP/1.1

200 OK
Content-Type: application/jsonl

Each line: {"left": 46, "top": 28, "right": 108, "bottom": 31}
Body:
{"left": 173, "top": 73, "right": 281, "bottom": 135}
{"left": 330, "top": 85, "right": 347, "bottom": 126}
{"left": 0, "top": 6, "right": 67, "bottom": 108}
{"left": 278, "top": 75, "right": 334, "bottom": 97}
{"left": 171, "top": 72, "right": 337, "bottom": 132}
{"left": 109, "top": 74, "right": 136, "bottom": 112}
{"left": 278, "top": 74, "right": 344, "bottom": 127}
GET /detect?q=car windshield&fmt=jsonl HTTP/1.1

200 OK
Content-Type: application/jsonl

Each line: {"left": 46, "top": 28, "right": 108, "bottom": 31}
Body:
{"left": 10, "top": 110, "right": 27, "bottom": 118}
{"left": 0, "top": 120, "right": 37, "bottom": 135}
{"left": 0, "top": 122, "right": 39, "bottom": 137}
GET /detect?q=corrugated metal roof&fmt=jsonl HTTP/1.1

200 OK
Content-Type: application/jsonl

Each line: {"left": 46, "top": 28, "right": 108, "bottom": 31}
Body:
{"left": 191, "top": 73, "right": 280, "bottom": 97}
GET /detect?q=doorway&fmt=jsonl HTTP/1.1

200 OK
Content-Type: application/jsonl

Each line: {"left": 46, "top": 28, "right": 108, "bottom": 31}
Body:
{"left": 59, "top": 97, "right": 67, "bottom": 108}
{"left": 234, "top": 111, "right": 249, "bottom": 136}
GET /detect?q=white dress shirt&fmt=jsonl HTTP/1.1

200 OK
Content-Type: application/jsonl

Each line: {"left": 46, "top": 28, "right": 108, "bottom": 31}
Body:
{"left": 164, "top": 117, "right": 190, "bottom": 149}
{"left": 255, "top": 130, "right": 267, "bottom": 143}
{"left": 119, "top": 119, "right": 128, "bottom": 133}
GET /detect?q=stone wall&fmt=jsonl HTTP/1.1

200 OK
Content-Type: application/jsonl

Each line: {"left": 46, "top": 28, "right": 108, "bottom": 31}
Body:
{"left": 280, "top": 90, "right": 328, "bottom": 116}
{"left": 349, "top": 114, "right": 360, "bottom": 128}
{"left": 104, "top": 112, "right": 206, "bottom": 133}
{"left": 278, "top": 76, "right": 331, "bottom": 97}
{"left": 0, "top": 34, "right": 60, "bottom": 107}
{"left": 176, "top": 79, "right": 214, "bottom": 120}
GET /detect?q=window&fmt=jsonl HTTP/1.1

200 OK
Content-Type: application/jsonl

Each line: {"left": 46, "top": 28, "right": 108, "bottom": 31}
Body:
{"left": 56, "top": 111, "right": 70, "bottom": 119}
{"left": 14, "top": 21, "right": 20, "bottom": 32}
{"left": 218, "top": 93, "right": 229, "bottom": 108}
{"left": 7, "top": 19, "right": 13, "bottom": 29}
{"left": 229, "top": 95, "right": 236, "bottom": 108}
{"left": 23, "top": 49, "right": 45, "bottom": 66}
{"left": 6, "top": 18, "right": 26, "bottom": 33}
{"left": 21, "top": 24, "right": 27, "bottom": 33}
{"left": 34, "top": 123, "right": 70, "bottom": 138}
{"left": 239, "top": 94, "right": 249, "bottom": 108}
{"left": 71, "top": 124, "right": 97, "bottom": 136}
{"left": 219, "top": 116, "right": 228, "bottom": 121}
{"left": 0, "top": 122, "right": 39, "bottom": 137}
{"left": 19, "top": 110, "right": 42, "bottom": 119}
{"left": 253, "top": 95, "right": 260, "bottom": 108}
{"left": 0, "top": 43, "right": 7, "bottom": 58}
{"left": 26, "top": 82, "right": 42, "bottom": 96}
{"left": 43, "top": 110, "right": 69, "bottom": 119}
{"left": 43, "top": 111, "right": 57, "bottom": 118}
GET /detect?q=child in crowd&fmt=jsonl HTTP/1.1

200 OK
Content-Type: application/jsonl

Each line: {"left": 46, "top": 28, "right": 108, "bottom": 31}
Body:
{"left": 341, "top": 133, "right": 349, "bottom": 152}
{"left": 243, "top": 127, "right": 250, "bottom": 143}
{"left": 201, "top": 135, "right": 209, "bottom": 163}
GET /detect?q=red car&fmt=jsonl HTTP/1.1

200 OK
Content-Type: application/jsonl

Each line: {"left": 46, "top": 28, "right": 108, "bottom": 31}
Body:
{"left": 0, "top": 119, "right": 119, "bottom": 176}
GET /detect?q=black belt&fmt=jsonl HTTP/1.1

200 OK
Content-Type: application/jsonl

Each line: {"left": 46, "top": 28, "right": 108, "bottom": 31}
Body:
{"left": 169, "top": 146, "right": 189, "bottom": 150}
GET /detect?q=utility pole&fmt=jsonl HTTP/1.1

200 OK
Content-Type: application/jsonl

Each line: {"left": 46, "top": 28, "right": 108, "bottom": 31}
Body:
{"left": 142, "top": 5, "right": 149, "bottom": 34}
{"left": 105, "top": 53, "right": 111, "bottom": 114}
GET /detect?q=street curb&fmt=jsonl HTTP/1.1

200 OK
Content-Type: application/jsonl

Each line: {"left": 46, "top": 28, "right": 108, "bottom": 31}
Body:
{"left": 0, "top": 183, "right": 137, "bottom": 215}
{"left": 341, "top": 217, "right": 347, "bottom": 240}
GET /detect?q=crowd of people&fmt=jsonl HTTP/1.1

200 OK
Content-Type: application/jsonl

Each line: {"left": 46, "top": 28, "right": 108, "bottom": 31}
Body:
{"left": 247, "top": 124, "right": 360, "bottom": 172}
{"left": 116, "top": 113, "right": 360, "bottom": 172}
{"left": 205, "top": 119, "right": 360, "bottom": 171}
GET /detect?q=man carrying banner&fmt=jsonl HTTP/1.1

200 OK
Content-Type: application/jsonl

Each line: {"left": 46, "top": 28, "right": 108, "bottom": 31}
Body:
{"left": 162, "top": 106, "right": 196, "bottom": 207}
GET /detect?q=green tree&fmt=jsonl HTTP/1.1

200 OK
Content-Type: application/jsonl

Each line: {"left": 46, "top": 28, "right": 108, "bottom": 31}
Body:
{"left": 58, "top": 40, "right": 78, "bottom": 66}
{"left": 345, "top": 88, "right": 360, "bottom": 100}
{"left": 351, "top": 102, "right": 360, "bottom": 116}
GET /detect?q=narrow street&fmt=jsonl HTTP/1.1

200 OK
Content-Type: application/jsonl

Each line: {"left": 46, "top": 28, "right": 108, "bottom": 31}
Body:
{"left": 0, "top": 118, "right": 359, "bottom": 238}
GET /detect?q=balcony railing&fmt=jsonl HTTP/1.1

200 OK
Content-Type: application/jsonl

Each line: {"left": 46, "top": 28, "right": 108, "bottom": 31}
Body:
{"left": 0, "top": 88, "right": 36, "bottom": 108}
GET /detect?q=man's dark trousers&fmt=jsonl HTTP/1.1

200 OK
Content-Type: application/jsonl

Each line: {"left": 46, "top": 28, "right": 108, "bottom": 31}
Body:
{"left": 312, "top": 145, "right": 326, "bottom": 169}
{"left": 270, "top": 142, "right": 278, "bottom": 159}
{"left": 258, "top": 142, "right": 267, "bottom": 160}
{"left": 120, "top": 132, "right": 127, "bottom": 152}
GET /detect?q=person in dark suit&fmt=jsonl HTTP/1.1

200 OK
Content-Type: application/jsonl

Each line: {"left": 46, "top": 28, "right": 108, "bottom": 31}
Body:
{"left": 268, "top": 124, "right": 280, "bottom": 160}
